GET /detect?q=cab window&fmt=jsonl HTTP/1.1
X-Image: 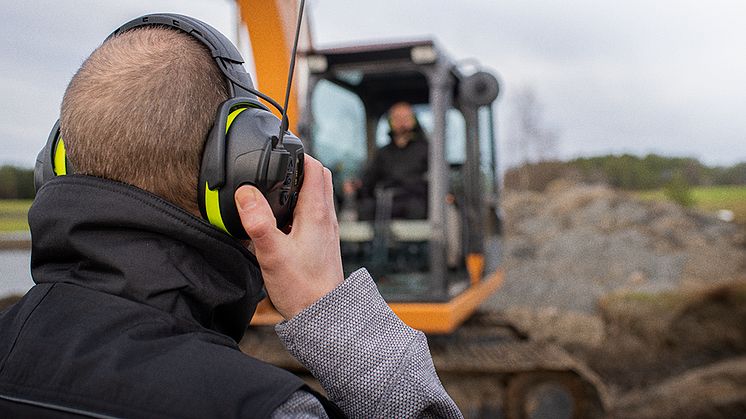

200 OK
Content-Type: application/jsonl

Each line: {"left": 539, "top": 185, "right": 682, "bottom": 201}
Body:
{"left": 310, "top": 79, "right": 367, "bottom": 181}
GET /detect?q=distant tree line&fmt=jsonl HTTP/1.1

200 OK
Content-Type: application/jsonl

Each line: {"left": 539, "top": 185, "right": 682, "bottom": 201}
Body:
{"left": 4, "top": 155, "right": 745, "bottom": 198}
{"left": 0, "top": 166, "right": 35, "bottom": 199}
{"left": 504, "top": 154, "right": 746, "bottom": 191}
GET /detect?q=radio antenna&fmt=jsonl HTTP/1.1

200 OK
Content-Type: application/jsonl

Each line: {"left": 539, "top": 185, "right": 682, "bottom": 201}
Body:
{"left": 277, "top": 0, "right": 306, "bottom": 146}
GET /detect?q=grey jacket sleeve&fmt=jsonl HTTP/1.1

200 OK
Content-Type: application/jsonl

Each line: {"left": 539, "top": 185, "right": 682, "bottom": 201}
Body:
{"left": 272, "top": 268, "right": 463, "bottom": 419}
{"left": 270, "top": 390, "right": 328, "bottom": 419}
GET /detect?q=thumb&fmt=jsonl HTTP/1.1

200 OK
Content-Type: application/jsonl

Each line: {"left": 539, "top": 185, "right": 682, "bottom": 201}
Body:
{"left": 235, "top": 185, "right": 283, "bottom": 253}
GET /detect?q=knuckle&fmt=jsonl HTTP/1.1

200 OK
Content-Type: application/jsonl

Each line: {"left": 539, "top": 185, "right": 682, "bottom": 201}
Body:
{"left": 246, "top": 217, "right": 274, "bottom": 240}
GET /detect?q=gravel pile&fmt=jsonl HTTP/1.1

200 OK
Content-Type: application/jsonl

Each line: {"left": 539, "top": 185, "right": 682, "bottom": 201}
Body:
{"left": 487, "top": 180, "right": 746, "bottom": 313}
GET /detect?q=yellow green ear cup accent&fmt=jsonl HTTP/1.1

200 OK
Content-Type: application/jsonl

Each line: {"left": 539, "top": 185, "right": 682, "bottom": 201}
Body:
{"left": 205, "top": 182, "right": 229, "bottom": 234}
{"left": 226, "top": 108, "right": 247, "bottom": 133}
{"left": 53, "top": 138, "right": 67, "bottom": 176}
{"left": 203, "top": 107, "right": 248, "bottom": 236}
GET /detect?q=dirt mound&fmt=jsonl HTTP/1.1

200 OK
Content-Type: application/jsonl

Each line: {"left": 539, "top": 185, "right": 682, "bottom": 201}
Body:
{"left": 589, "top": 279, "right": 746, "bottom": 390}
{"left": 610, "top": 356, "right": 746, "bottom": 418}
{"left": 495, "top": 279, "right": 746, "bottom": 414}
{"left": 484, "top": 184, "right": 746, "bottom": 414}
{"left": 501, "top": 306, "right": 605, "bottom": 351}
{"left": 488, "top": 181, "right": 746, "bottom": 312}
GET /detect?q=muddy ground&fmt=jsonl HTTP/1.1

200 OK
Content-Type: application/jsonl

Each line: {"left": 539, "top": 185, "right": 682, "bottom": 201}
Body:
{"left": 485, "top": 182, "right": 746, "bottom": 417}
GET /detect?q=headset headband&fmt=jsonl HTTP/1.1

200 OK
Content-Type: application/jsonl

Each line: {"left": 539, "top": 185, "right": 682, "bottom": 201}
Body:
{"left": 110, "top": 14, "right": 257, "bottom": 98}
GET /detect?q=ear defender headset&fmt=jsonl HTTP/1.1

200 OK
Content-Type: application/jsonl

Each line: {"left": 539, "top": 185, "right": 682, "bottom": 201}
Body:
{"left": 34, "top": 12, "right": 305, "bottom": 239}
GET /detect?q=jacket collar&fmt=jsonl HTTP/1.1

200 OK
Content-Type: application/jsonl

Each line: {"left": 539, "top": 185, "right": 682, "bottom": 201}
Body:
{"left": 387, "top": 126, "right": 426, "bottom": 148}
{"left": 28, "top": 175, "right": 263, "bottom": 342}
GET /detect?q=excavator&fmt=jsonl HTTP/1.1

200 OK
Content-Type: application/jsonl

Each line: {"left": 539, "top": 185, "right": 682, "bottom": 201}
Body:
{"left": 234, "top": 1, "right": 607, "bottom": 417}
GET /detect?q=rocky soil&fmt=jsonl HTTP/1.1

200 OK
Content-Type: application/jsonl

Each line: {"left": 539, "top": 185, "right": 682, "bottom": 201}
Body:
{"left": 489, "top": 180, "right": 745, "bottom": 313}
{"left": 485, "top": 181, "right": 746, "bottom": 417}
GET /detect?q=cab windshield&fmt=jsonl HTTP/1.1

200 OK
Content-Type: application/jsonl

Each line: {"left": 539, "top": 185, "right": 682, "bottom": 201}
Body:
{"left": 309, "top": 79, "right": 472, "bottom": 299}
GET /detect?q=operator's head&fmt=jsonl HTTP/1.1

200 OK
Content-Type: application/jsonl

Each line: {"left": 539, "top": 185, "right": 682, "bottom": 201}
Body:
{"left": 60, "top": 27, "right": 229, "bottom": 216}
{"left": 388, "top": 102, "right": 416, "bottom": 136}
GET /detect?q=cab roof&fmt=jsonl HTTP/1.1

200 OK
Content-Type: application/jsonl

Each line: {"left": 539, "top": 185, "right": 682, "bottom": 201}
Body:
{"left": 306, "top": 39, "right": 461, "bottom": 116}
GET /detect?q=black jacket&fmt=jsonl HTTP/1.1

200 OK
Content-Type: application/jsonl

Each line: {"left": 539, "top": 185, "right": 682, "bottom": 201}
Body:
{"left": 0, "top": 176, "right": 304, "bottom": 418}
{"left": 360, "top": 128, "right": 429, "bottom": 201}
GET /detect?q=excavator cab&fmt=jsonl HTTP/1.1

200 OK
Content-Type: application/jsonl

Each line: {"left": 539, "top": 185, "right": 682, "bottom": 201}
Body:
{"left": 298, "top": 40, "right": 504, "bottom": 332}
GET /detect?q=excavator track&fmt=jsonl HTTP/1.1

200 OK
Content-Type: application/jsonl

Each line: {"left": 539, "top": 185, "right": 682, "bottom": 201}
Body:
{"left": 241, "top": 310, "right": 607, "bottom": 418}
{"left": 429, "top": 312, "right": 607, "bottom": 418}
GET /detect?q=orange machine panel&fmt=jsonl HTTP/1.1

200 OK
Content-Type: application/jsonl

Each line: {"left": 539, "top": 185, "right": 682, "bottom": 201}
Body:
{"left": 251, "top": 270, "right": 504, "bottom": 335}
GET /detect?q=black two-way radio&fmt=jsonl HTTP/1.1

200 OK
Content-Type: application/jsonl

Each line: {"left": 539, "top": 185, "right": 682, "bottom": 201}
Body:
{"left": 34, "top": 2, "right": 307, "bottom": 239}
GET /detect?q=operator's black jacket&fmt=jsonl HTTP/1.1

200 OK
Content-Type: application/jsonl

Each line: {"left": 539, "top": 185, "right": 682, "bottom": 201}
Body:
{"left": 0, "top": 176, "right": 305, "bottom": 418}
{"left": 360, "top": 127, "right": 429, "bottom": 202}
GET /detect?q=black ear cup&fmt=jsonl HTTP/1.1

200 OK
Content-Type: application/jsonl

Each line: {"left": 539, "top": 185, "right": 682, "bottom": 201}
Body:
{"left": 34, "top": 120, "right": 73, "bottom": 192}
{"left": 199, "top": 99, "right": 304, "bottom": 239}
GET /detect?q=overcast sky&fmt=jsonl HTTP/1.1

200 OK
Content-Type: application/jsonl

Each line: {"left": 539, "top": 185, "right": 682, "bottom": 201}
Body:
{"left": 1, "top": 0, "right": 744, "bottom": 170}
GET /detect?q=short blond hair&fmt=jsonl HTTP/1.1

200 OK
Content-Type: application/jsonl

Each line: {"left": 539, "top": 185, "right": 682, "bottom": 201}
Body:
{"left": 60, "top": 27, "right": 229, "bottom": 215}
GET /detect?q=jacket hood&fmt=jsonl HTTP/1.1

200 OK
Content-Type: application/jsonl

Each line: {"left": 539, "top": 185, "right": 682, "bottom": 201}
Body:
{"left": 28, "top": 175, "right": 264, "bottom": 342}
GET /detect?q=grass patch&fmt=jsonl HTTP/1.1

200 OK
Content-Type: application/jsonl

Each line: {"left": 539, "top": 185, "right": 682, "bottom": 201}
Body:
{"left": 0, "top": 200, "right": 32, "bottom": 232}
{"left": 602, "top": 289, "right": 687, "bottom": 315}
{"left": 636, "top": 185, "right": 746, "bottom": 224}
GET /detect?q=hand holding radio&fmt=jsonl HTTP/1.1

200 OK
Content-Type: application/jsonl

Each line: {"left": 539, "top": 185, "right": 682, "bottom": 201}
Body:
{"left": 235, "top": 156, "right": 344, "bottom": 319}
